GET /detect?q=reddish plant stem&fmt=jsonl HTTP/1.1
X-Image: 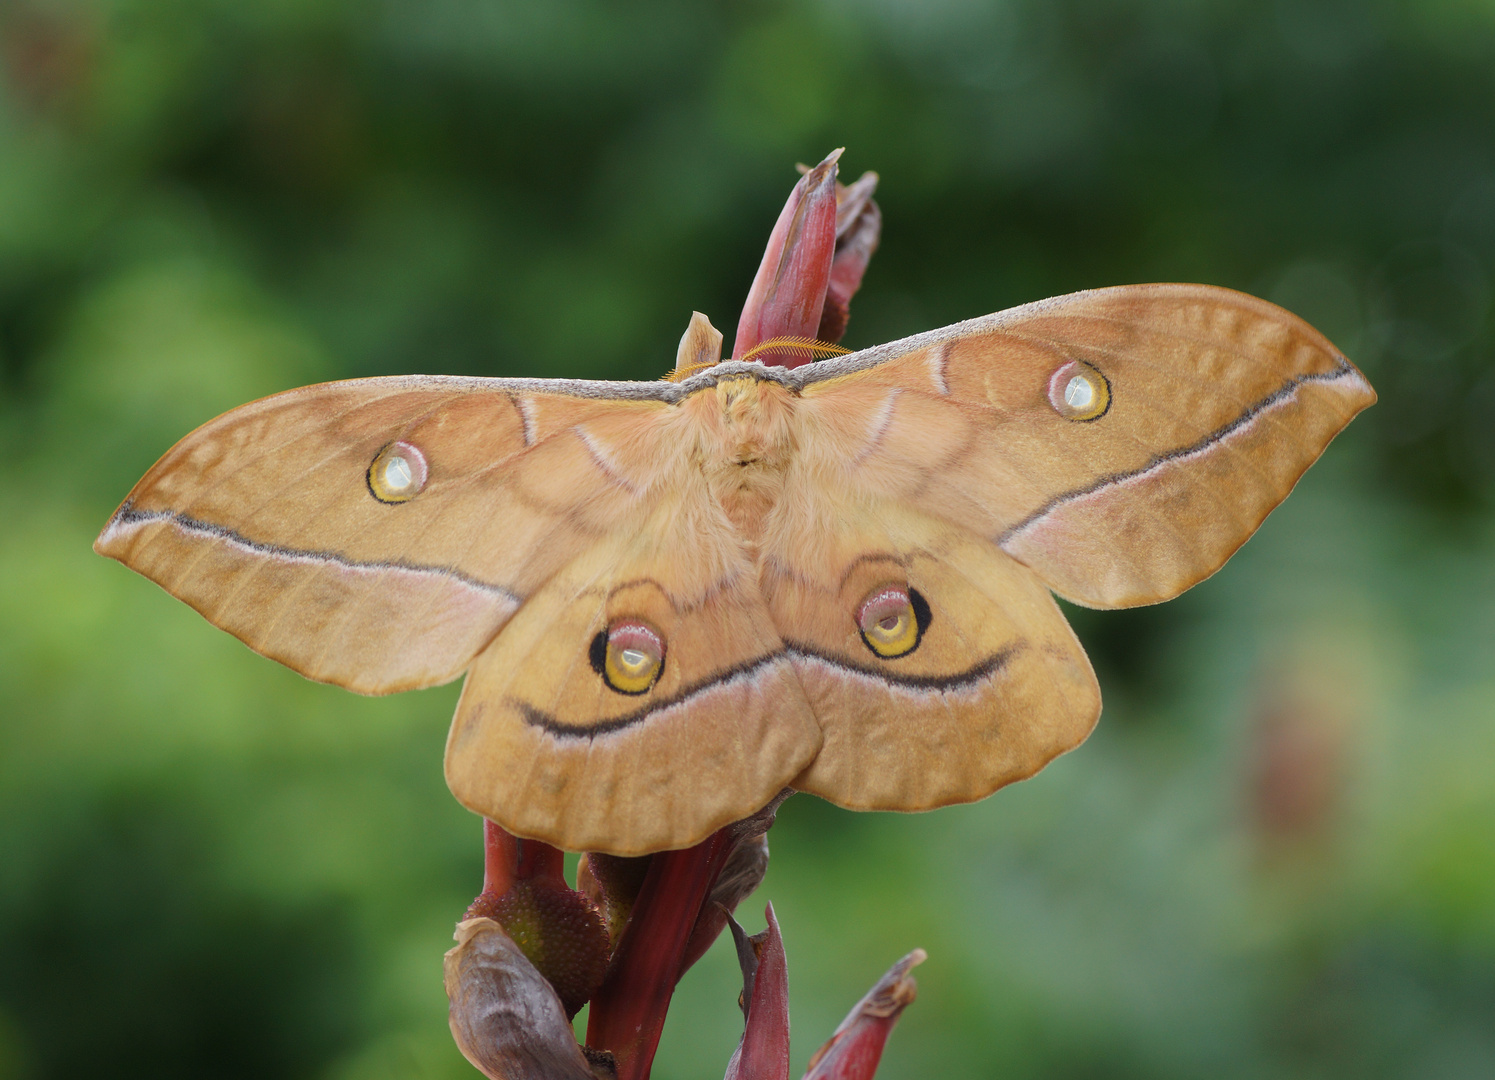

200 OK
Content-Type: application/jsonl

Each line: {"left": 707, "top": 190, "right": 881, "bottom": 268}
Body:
{"left": 515, "top": 833, "right": 567, "bottom": 887}
{"left": 585, "top": 828, "right": 736, "bottom": 1080}
{"left": 480, "top": 819, "right": 518, "bottom": 899}
{"left": 475, "top": 820, "right": 567, "bottom": 902}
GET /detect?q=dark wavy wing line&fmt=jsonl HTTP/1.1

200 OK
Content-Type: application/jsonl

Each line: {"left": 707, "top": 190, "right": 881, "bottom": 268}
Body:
{"left": 519, "top": 643, "right": 1019, "bottom": 739}
{"left": 997, "top": 361, "right": 1362, "bottom": 546}
{"left": 787, "top": 642, "right": 1019, "bottom": 690}
{"left": 515, "top": 650, "right": 792, "bottom": 738}
{"left": 104, "top": 504, "right": 521, "bottom": 601}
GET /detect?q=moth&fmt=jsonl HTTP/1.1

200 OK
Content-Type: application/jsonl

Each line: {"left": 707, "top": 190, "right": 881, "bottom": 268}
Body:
{"left": 95, "top": 284, "right": 1374, "bottom": 855}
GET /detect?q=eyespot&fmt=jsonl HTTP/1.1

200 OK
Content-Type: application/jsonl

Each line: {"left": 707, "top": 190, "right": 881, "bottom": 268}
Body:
{"left": 856, "top": 585, "right": 931, "bottom": 659}
{"left": 589, "top": 620, "right": 665, "bottom": 695}
{"left": 368, "top": 441, "right": 428, "bottom": 503}
{"left": 1047, "top": 360, "right": 1111, "bottom": 421}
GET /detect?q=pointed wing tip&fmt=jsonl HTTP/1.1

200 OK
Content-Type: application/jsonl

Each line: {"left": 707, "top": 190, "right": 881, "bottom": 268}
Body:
{"left": 94, "top": 507, "right": 138, "bottom": 561}
{"left": 1340, "top": 362, "right": 1378, "bottom": 410}
{"left": 1310, "top": 357, "right": 1376, "bottom": 435}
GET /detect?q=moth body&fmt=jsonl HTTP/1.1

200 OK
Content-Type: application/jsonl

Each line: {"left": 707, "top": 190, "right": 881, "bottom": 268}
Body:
{"left": 686, "top": 375, "right": 797, "bottom": 549}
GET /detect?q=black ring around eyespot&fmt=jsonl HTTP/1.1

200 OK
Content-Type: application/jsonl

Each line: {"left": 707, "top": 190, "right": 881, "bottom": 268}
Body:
{"left": 857, "top": 586, "right": 933, "bottom": 660}
{"left": 910, "top": 587, "right": 932, "bottom": 636}
{"left": 589, "top": 627, "right": 666, "bottom": 696}
{"left": 1076, "top": 366, "right": 1112, "bottom": 423}
{"left": 366, "top": 440, "right": 430, "bottom": 504}
{"left": 366, "top": 449, "right": 392, "bottom": 503}
{"left": 606, "top": 666, "right": 663, "bottom": 696}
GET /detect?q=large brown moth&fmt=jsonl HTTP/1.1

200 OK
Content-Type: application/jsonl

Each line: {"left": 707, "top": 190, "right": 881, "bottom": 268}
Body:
{"left": 95, "top": 284, "right": 1374, "bottom": 855}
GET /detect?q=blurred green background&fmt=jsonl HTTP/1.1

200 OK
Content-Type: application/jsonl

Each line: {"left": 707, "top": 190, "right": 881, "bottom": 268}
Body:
{"left": 3, "top": 0, "right": 1494, "bottom": 1077}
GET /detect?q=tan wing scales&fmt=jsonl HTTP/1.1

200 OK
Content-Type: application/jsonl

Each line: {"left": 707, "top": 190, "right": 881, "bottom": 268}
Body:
{"left": 447, "top": 475, "right": 821, "bottom": 855}
{"left": 96, "top": 377, "right": 672, "bottom": 693}
{"left": 798, "top": 284, "right": 1375, "bottom": 607}
{"left": 759, "top": 450, "right": 1099, "bottom": 811}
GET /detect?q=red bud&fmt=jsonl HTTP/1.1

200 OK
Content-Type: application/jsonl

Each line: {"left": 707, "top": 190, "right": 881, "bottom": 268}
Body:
{"left": 723, "top": 904, "right": 791, "bottom": 1080}
{"left": 732, "top": 149, "right": 843, "bottom": 368}
{"left": 802, "top": 950, "right": 925, "bottom": 1080}
{"left": 818, "top": 171, "right": 881, "bottom": 345}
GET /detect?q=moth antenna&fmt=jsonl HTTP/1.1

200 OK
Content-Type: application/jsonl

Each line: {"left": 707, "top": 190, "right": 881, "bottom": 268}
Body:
{"left": 664, "top": 336, "right": 848, "bottom": 380}
{"left": 662, "top": 361, "right": 721, "bottom": 383}
{"left": 738, "top": 336, "right": 853, "bottom": 365}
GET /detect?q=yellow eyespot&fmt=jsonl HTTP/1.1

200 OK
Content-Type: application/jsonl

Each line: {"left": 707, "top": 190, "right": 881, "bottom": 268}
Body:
{"left": 368, "top": 441, "right": 428, "bottom": 503}
{"left": 591, "top": 620, "right": 665, "bottom": 695}
{"left": 1047, "top": 360, "right": 1111, "bottom": 421}
{"left": 856, "top": 585, "right": 929, "bottom": 659}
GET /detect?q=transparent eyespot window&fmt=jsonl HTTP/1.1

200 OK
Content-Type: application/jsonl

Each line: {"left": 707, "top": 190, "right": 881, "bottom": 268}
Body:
{"left": 593, "top": 620, "right": 666, "bottom": 695}
{"left": 368, "top": 441, "right": 429, "bottom": 503}
{"left": 856, "top": 585, "right": 927, "bottom": 659}
{"left": 1047, "top": 360, "right": 1111, "bottom": 421}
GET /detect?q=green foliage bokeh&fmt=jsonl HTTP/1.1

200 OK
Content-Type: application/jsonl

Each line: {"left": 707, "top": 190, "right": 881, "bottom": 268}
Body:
{"left": 3, "top": 1, "right": 1495, "bottom": 1077}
